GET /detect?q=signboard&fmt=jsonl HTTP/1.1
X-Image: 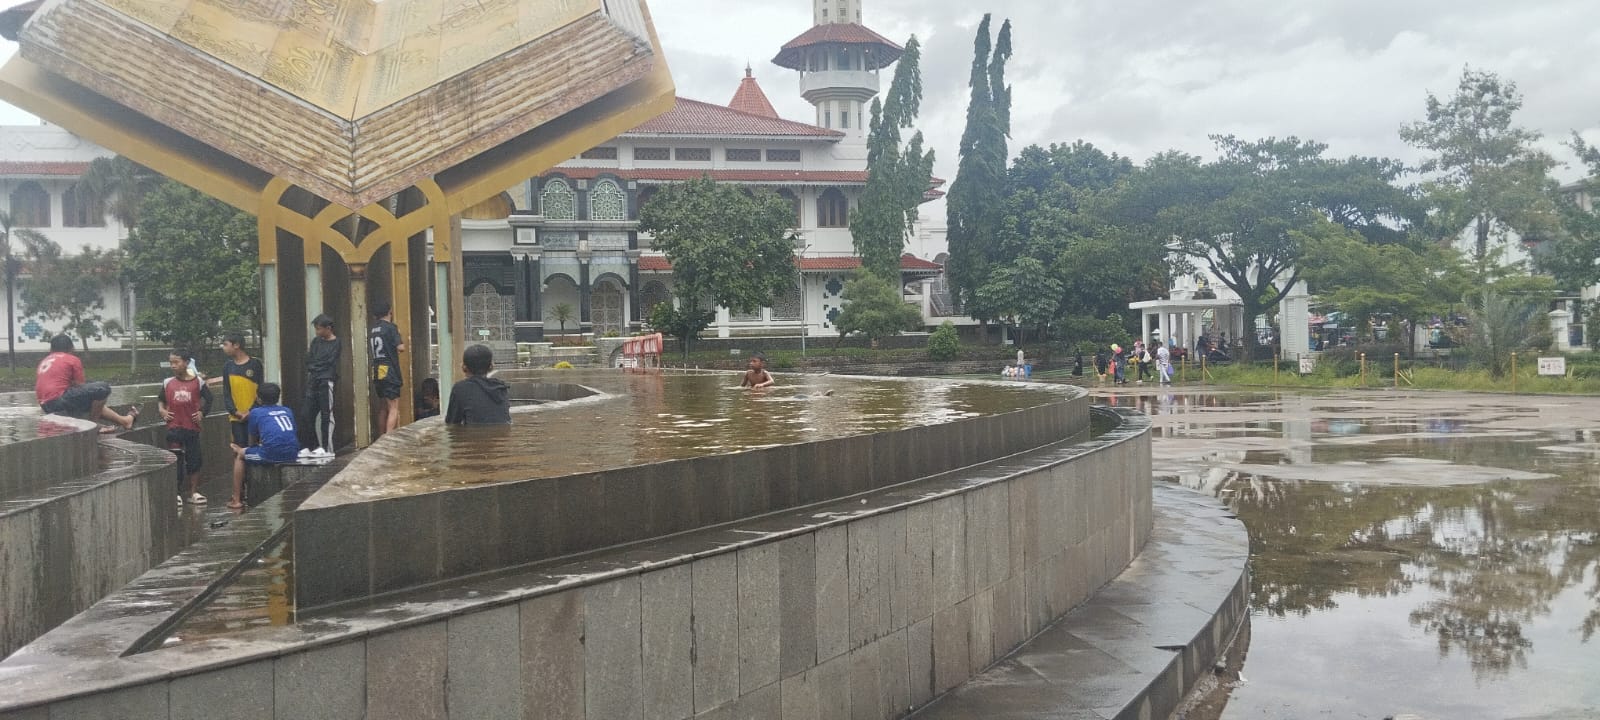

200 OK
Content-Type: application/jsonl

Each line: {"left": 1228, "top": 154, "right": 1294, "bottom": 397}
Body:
{"left": 1537, "top": 357, "right": 1566, "bottom": 376}
{"left": 1299, "top": 357, "right": 1317, "bottom": 374}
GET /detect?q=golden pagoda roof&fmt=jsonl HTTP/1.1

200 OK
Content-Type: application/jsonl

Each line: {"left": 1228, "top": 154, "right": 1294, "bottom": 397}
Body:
{"left": 8, "top": 0, "right": 666, "bottom": 208}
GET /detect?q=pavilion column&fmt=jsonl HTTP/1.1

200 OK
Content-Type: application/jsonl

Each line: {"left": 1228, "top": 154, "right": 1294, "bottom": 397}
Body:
{"left": 261, "top": 263, "right": 282, "bottom": 383}
{"left": 348, "top": 263, "right": 371, "bottom": 448}
{"left": 1140, "top": 311, "right": 1152, "bottom": 344}
{"left": 579, "top": 262, "right": 592, "bottom": 325}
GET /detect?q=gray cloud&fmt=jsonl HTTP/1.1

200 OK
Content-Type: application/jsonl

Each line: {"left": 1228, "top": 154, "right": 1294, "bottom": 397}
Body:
{"left": 3, "top": 0, "right": 1595, "bottom": 192}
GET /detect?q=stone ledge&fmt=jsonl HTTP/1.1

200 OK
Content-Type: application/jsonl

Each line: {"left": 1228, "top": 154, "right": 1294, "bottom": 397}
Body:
{"left": 909, "top": 483, "right": 1249, "bottom": 720}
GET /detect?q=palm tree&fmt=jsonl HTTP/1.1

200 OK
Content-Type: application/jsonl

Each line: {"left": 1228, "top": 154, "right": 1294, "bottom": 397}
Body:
{"left": 79, "top": 156, "right": 159, "bottom": 364}
{"left": 79, "top": 156, "right": 159, "bottom": 230}
{"left": 0, "top": 210, "right": 54, "bottom": 372}
{"left": 552, "top": 303, "right": 574, "bottom": 340}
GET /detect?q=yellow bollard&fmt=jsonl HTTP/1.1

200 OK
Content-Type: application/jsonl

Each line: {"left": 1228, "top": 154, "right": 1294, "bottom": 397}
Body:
{"left": 1394, "top": 353, "right": 1399, "bottom": 389}
{"left": 1274, "top": 354, "right": 1279, "bottom": 386}
{"left": 1511, "top": 352, "right": 1517, "bottom": 394}
{"left": 1201, "top": 353, "right": 1206, "bottom": 386}
{"left": 1360, "top": 352, "right": 1366, "bottom": 387}
{"left": 1181, "top": 355, "right": 1187, "bottom": 384}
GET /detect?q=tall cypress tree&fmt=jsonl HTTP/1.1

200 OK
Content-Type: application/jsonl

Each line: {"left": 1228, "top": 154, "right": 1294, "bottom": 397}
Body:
{"left": 851, "top": 37, "right": 935, "bottom": 281}
{"left": 945, "top": 15, "right": 1012, "bottom": 313}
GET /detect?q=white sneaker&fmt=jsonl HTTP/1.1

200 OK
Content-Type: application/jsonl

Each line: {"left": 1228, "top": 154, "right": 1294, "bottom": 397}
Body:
{"left": 313, "top": 448, "right": 332, "bottom": 458}
{"left": 191, "top": 493, "right": 208, "bottom": 505}
{"left": 297, "top": 448, "right": 314, "bottom": 459}
{"left": 177, "top": 495, "right": 184, "bottom": 507}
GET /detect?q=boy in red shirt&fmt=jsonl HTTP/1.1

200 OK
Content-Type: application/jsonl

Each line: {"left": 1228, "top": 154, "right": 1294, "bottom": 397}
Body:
{"left": 161, "top": 351, "right": 212, "bottom": 505}
{"left": 35, "top": 334, "right": 137, "bottom": 432}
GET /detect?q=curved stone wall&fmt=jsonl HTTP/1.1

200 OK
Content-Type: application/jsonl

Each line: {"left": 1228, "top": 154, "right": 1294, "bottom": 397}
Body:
{"left": 292, "top": 379, "right": 1088, "bottom": 611}
{"left": 0, "top": 405, "right": 1151, "bottom": 720}
{"left": 0, "top": 414, "right": 99, "bottom": 502}
{"left": 0, "top": 437, "right": 177, "bottom": 657}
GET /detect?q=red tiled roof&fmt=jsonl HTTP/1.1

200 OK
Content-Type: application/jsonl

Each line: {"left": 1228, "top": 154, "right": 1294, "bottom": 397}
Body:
{"left": 773, "top": 23, "right": 904, "bottom": 70}
{"left": 728, "top": 68, "right": 779, "bottom": 119}
{"left": 629, "top": 97, "right": 840, "bottom": 138}
{"left": 0, "top": 160, "right": 90, "bottom": 176}
{"left": 557, "top": 167, "right": 868, "bottom": 185}
{"left": 639, "top": 254, "right": 941, "bottom": 274}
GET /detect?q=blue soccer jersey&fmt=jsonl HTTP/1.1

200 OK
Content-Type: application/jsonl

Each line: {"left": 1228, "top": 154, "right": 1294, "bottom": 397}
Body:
{"left": 246, "top": 405, "right": 301, "bottom": 462}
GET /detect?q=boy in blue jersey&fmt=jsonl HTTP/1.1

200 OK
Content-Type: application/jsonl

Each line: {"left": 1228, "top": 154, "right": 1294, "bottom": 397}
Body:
{"left": 228, "top": 382, "right": 300, "bottom": 509}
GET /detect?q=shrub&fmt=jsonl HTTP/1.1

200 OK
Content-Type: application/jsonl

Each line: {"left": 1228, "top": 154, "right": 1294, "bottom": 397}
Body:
{"left": 553, "top": 361, "right": 573, "bottom": 369}
{"left": 928, "top": 321, "right": 960, "bottom": 361}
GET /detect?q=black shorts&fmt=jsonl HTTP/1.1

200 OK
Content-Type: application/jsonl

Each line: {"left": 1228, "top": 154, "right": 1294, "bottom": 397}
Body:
{"left": 229, "top": 420, "right": 250, "bottom": 447}
{"left": 165, "top": 427, "right": 203, "bottom": 473}
{"left": 372, "top": 364, "right": 403, "bottom": 400}
{"left": 40, "top": 381, "right": 112, "bottom": 417}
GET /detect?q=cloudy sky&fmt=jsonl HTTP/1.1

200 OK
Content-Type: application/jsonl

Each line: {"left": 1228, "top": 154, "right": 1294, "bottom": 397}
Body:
{"left": 4, "top": 0, "right": 1597, "bottom": 200}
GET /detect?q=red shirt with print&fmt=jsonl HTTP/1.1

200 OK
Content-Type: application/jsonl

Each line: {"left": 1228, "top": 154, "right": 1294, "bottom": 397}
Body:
{"left": 35, "top": 351, "right": 85, "bottom": 405}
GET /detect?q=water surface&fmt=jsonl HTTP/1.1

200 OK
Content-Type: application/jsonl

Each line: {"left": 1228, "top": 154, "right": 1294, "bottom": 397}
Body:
{"left": 1105, "top": 388, "right": 1600, "bottom": 719}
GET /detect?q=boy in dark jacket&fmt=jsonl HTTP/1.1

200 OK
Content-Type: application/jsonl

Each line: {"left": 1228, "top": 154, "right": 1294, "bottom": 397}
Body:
{"left": 300, "top": 314, "right": 340, "bottom": 456}
{"left": 445, "top": 344, "right": 511, "bottom": 425}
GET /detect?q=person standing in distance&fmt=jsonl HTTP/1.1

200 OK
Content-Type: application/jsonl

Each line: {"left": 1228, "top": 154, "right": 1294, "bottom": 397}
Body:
{"left": 368, "top": 301, "right": 406, "bottom": 437}
{"left": 211, "top": 332, "right": 262, "bottom": 448}
{"left": 300, "top": 315, "right": 339, "bottom": 456}
{"left": 161, "top": 351, "right": 212, "bottom": 505}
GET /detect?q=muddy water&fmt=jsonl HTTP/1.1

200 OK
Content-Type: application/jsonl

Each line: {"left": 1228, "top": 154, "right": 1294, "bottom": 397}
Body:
{"left": 1101, "top": 388, "right": 1600, "bottom": 720}
{"left": 327, "top": 370, "right": 1055, "bottom": 501}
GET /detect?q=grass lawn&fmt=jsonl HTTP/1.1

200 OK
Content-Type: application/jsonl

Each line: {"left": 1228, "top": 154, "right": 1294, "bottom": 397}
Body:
{"left": 0, "top": 363, "right": 168, "bottom": 394}
{"left": 1196, "top": 359, "right": 1600, "bottom": 395}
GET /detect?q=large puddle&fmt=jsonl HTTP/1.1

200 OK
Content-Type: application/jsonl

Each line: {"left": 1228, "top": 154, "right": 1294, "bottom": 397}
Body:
{"left": 325, "top": 370, "right": 1055, "bottom": 501}
{"left": 1100, "top": 388, "right": 1600, "bottom": 719}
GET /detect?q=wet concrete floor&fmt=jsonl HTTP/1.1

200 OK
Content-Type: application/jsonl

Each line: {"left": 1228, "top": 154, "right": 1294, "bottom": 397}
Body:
{"left": 1095, "top": 387, "right": 1600, "bottom": 720}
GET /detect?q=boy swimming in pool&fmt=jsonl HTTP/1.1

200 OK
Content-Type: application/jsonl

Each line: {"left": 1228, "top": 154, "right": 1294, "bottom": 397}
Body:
{"left": 741, "top": 354, "right": 776, "bottom": 389}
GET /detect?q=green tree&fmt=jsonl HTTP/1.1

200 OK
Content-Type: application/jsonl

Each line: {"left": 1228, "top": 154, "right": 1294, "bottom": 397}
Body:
{"left": 1462, "top": 291, "right": 1544, "bottom": 377}
{"left": 971, "top": 256, "right": 1063, "bottom": 345}
{"left": 79, "top": 156, "right": 160, "bottom": 229}
{"left": 551, "top": 303, "right": 574, "bottom": 338}
{"left": 1538, "top": 138, "right": 1600, "bottom": 290}
{"left": 0, "top": 211, "right": 52, "bottom": 370}
{"left": 832, "top": 273, "right": 922, "bottom": 347}
{"left": 991, "top": 141, "right": 1158, "bottom": 337}
{"left": 638, "top": 176, "right": 798, "bottom": 351}
{"left": 20, "top": 236, "right": 121, "bottom": 348}
{"left": 1302, "top": 234, "right": 1471, "bottom": 347}
{"left": 1121, "top": 136, "right": 1409, "bottom": 356}
{"left": 121, "top": 181, "right": 257, "bottom": 346}
{"left": 851, "top": 36, "right": 935, "bottom": 280}
{"left": 927, "top": 320, "right": 959, "bottom": 361}
{"left": 1400, "top": 67, "right": 1560, "bottom": 277}
{"left": 945, "top": 14, "right": 1013, "bottom": 313}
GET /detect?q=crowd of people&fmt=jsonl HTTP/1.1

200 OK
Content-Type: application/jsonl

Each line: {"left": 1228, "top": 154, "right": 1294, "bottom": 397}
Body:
{"left": 33, "top": 301, "right": 513, "bottom": 510}
{"left": 1092, "top": 339, "right": 1174, "bottom": 386}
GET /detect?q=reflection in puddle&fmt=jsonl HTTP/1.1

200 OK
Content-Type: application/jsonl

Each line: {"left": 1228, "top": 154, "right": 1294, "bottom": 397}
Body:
{"left": 1102, "top": 388, "right": 1600, "bottom": 719}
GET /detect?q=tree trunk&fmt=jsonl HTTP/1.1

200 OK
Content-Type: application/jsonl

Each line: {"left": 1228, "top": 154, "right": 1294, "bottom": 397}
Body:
{"left": 1475, "top": 215, "right": 1490, "bottom": 264}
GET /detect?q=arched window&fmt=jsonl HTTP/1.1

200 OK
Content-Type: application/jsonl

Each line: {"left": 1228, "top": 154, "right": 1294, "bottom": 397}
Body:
{"left": 62, "top": 183, "right": 105, "bottom": 227}
{"left": 540, "top": 178, "right": 575, "bottom": 220}
{"left": 776, "top": 189, "right": 801, "bottom": 227}
{"left": 8, "top": 182, "right": 50, "bottom": 228}
{"left": 816, "top": 188, "right": 849, "bottom": 228}
{"left": 589, "top": 179, "right": 626, "bottom": 221}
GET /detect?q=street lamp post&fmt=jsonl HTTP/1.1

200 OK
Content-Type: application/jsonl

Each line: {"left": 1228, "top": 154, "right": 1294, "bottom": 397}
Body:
{"left": 796, "top": 242, "right": 811, "bottom": 357}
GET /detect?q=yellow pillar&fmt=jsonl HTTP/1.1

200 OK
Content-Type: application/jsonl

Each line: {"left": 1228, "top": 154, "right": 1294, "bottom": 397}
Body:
{"left": 348, "top": 264, "right": 371, "bottom": 448}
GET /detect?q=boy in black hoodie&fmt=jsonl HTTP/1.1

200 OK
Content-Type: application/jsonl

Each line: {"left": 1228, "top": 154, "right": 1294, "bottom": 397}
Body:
{"left": 300, "top": 314, "right": 340, "bottom": 455}
{"left": 445, "top": 344, "right": 511, "bottom": 425}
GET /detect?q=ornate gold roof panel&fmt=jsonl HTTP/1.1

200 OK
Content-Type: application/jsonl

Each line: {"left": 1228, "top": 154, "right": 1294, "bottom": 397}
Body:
{"left": 12, "top": 0, "right": 662, "bottom": 208}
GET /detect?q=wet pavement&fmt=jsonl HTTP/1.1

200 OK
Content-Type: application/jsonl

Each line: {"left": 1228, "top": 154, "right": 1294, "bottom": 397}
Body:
{"left": 1096, "top": 388, "right": 1600, "bottom": 720}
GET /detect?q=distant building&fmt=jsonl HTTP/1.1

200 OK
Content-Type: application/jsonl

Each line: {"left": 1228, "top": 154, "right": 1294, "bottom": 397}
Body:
{"left": 0, "top": 123, "right": 123, "bottom": 350}
{"left": 454, "top": 0, "right": 953, "bottom": 342}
